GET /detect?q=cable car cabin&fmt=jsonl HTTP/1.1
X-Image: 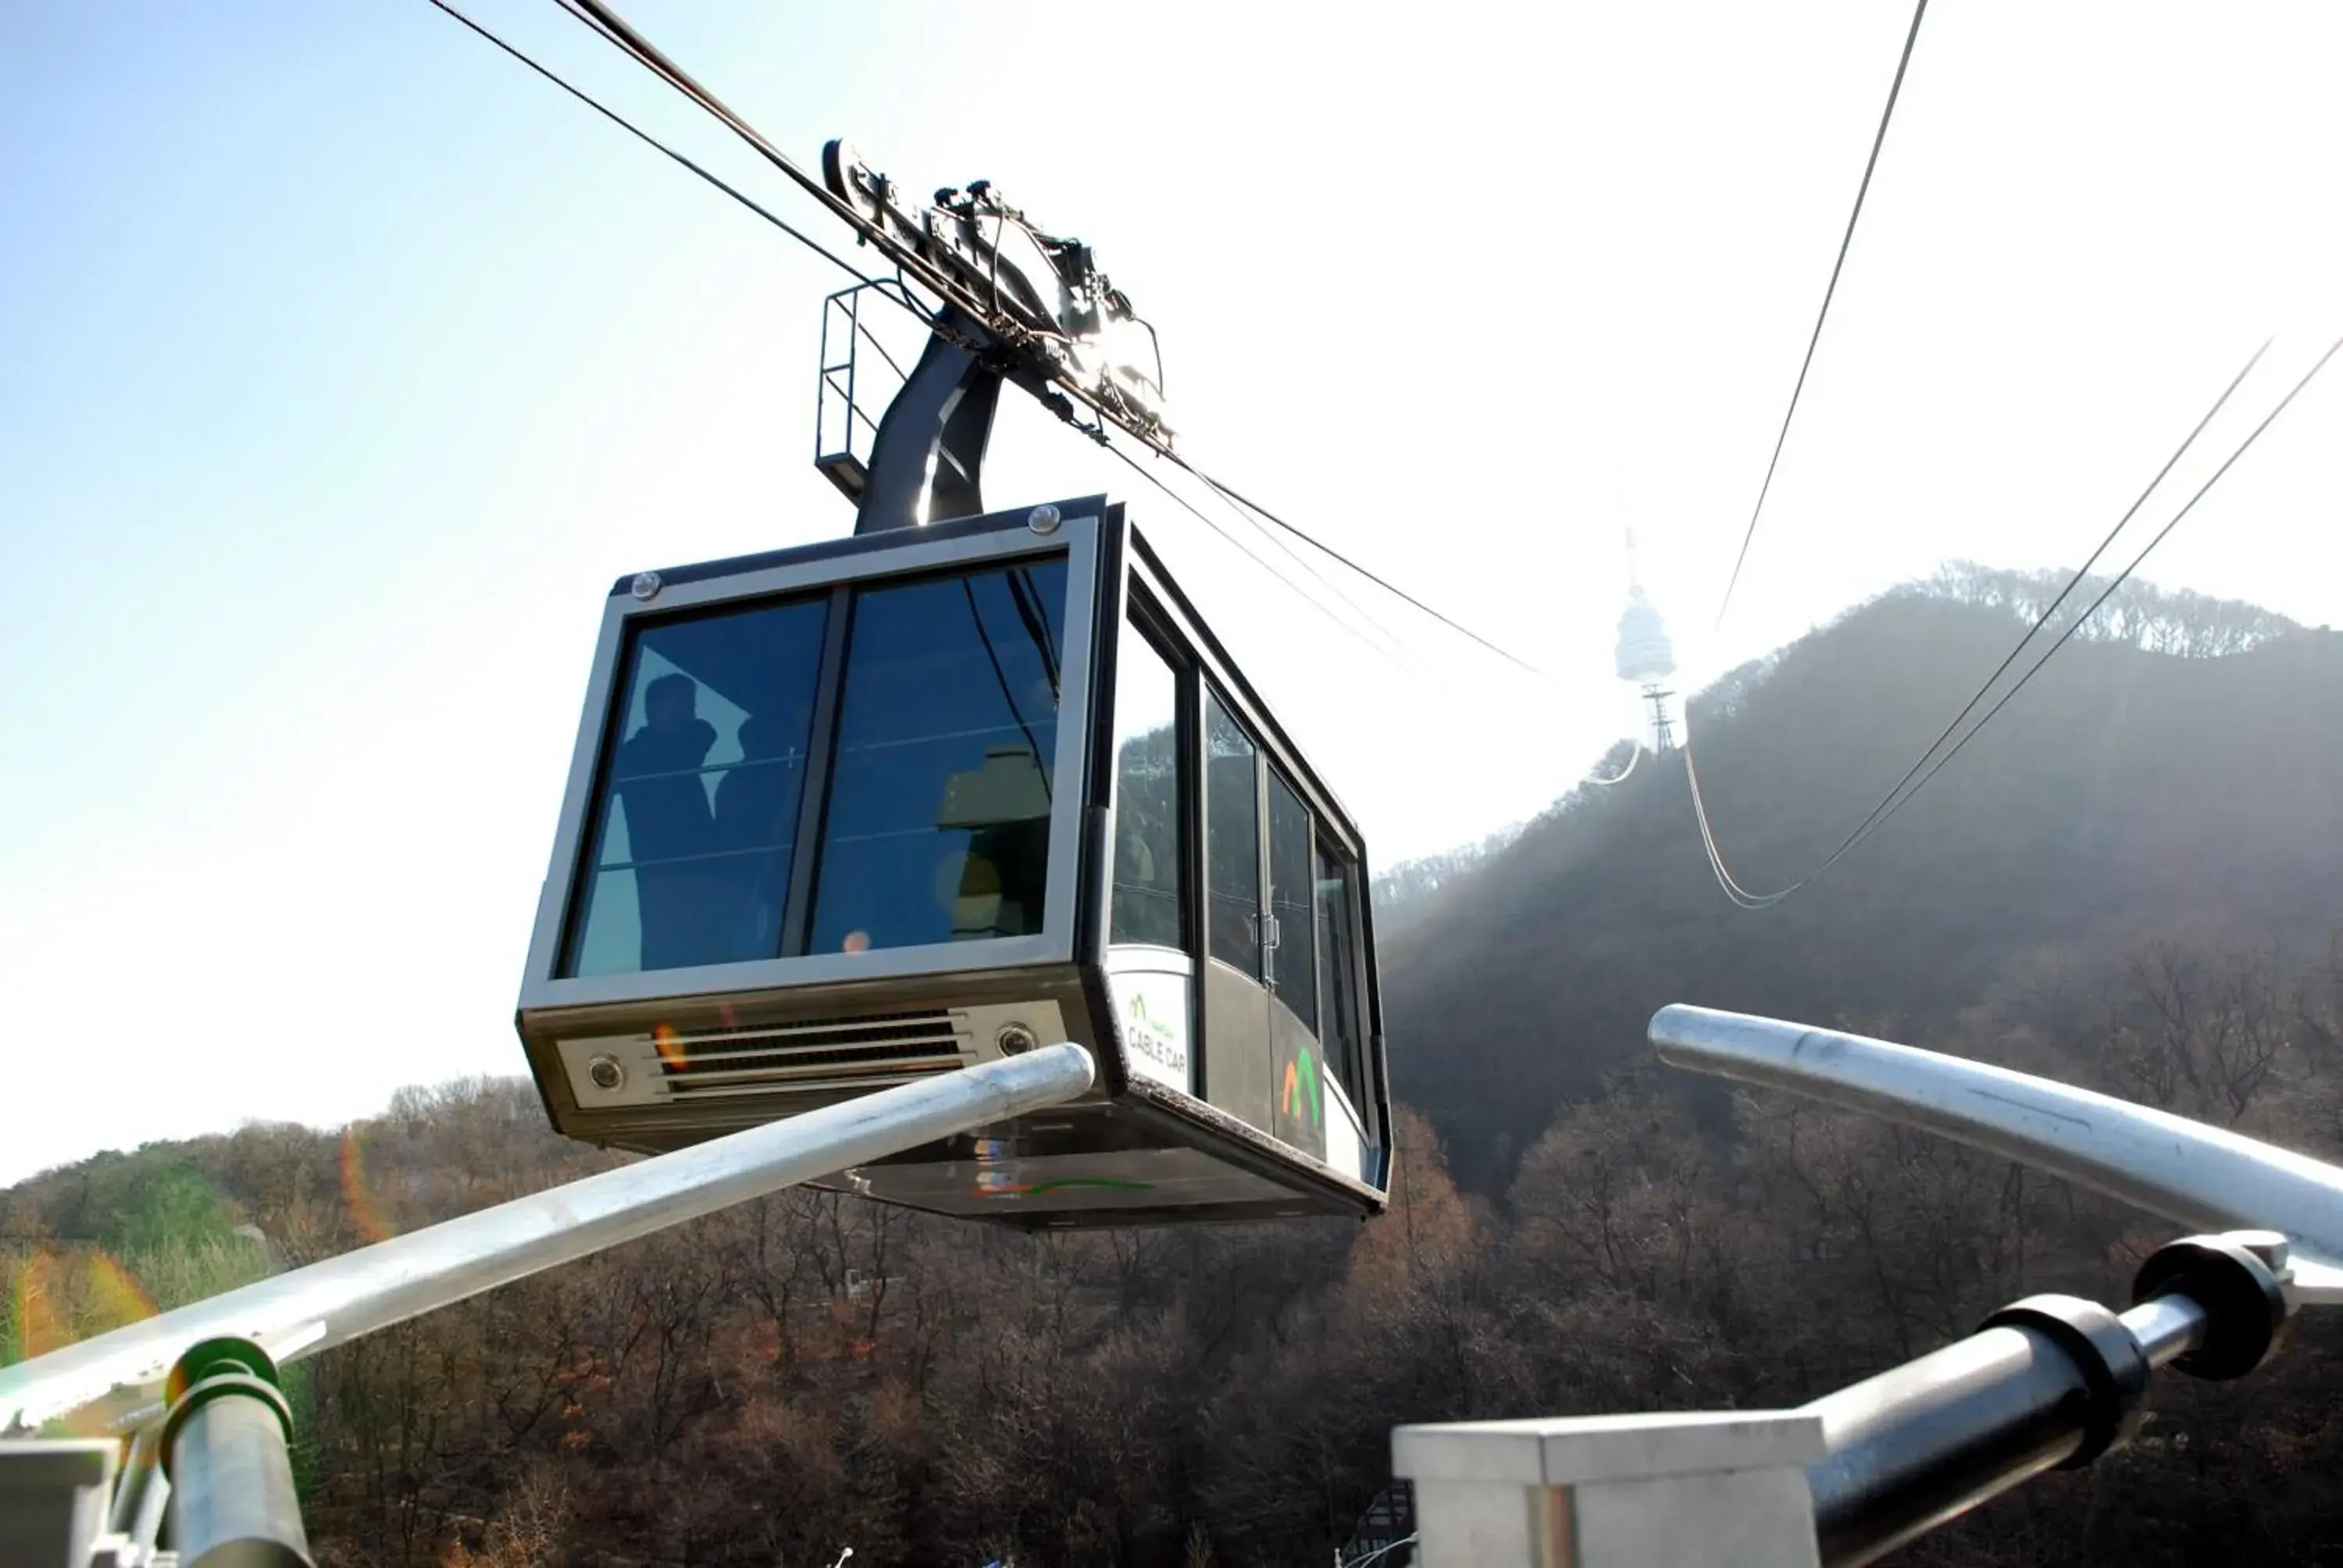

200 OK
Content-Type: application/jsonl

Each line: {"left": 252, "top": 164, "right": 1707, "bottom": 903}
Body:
{"left": 515, "top": 496, "right": 1392, "bottom": 1228}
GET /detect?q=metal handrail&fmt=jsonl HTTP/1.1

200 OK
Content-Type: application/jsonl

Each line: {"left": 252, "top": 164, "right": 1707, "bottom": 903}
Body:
{"left": 1648, "top": 1004, "right": 2343, "bottom": 1274}
{"left": 1, "top": 1044, "right": 1095, "bottom": 1436}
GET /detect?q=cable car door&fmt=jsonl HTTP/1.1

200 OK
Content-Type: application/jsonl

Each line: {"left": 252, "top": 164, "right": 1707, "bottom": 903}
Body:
{"left": 1202, "top": 693, "right": 1274, "bottom": 1132}
{"left": 1264, "top": 767, "right": 1328, "bottom": 1162}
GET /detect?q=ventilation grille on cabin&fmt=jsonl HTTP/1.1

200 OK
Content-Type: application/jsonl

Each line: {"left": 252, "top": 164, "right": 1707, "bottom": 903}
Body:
{"left": 652, "top": 1009, "right": 968, "bottom": 1098}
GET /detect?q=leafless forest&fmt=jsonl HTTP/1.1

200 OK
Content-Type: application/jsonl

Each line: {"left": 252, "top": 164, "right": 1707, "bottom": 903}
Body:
{"left": 11, "top": 571, "right": 2343, "bottom": 1566}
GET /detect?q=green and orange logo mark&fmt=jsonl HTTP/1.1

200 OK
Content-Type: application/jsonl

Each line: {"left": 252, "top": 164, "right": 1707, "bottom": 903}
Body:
{"left": 1281, "top": 1046, "right": 1321, "bottom": 1129}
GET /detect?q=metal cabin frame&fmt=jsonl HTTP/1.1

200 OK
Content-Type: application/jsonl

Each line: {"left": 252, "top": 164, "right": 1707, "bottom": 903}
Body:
{"left": 512, "top": 144, "right": 1390, "bottom": 1228}
{"left": 513, "top": 496, "right": 1393, "bottom": 1228}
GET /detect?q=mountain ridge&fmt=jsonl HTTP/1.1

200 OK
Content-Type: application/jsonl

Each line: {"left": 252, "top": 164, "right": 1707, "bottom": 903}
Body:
{"left": 1385, "top": 572, "right": 2343, "bottom": 1185}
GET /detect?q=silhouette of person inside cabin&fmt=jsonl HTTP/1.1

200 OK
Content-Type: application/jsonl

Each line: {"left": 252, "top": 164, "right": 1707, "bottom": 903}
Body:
{"left": 613, "top": 672, "right": 719, "bottom": 970}
{"left": 713, "top": 702, "right": 811, "bottom": 959}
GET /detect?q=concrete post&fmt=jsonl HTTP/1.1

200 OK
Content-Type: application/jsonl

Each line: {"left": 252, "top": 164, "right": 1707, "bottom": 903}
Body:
{"left": 1393, "top": 1409, "right": 1826, "bottom": 1568}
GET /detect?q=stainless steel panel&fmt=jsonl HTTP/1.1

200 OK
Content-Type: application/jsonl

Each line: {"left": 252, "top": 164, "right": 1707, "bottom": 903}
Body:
{"left": 1203, "top": 957, "right": 1272, "bottom": 1134}
{"left": 523, "top": 965, "right": 1100, "bottom": 1151}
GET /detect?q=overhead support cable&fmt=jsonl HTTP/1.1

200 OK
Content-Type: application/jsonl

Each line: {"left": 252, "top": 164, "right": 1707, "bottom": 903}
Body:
{"left": 419, "top": 0, "right": 890, "bottom": 295}
{"left": 550, "top": 0, "right": 959, "bottom": 301}
{"left": 1714, "top": 0, "right": 1931, "bottom": 629}
{"left": 1123, "top": 448, "right": 1429, "bottom": 674}
{"left": 1867, "top": 333, "right": 2343, "bottom": 823}
{"left": 1098, "top": 444, "right": 1411, "bottom": 668}
{"left": 1165, "top": 454, "right": 1548, "bottom": 677}
{"left": 1685, "top": 334, "right": 2340, "bottom": 908}
{"left": 1188, "top": 476, "right": 1430, "bottom": 675}
{"left": 1692, "top": 337, "right": 2270, "bottom": 907}
{"left": 1584, "top": 743, "right": 1642, "bottom": 789}
{"left": 1857, "top": 339, "right": 2270, "bottom": 811}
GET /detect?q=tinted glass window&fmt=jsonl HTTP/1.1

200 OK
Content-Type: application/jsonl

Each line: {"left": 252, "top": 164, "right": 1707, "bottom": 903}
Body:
{"left": 1268, "top": 770, "right": 1318, "bottom": 1032}
{"left": 1111, "top": 623, "right": 1186, "bottom": 950}
{"left": 809, "top": 558, "right": 1068, "bottom": 954}
{"left": 1204, "top": 693, "right": 1261, "bottom": 975}
{"left": 564, "top": 597, "right": 829, "bottom": 977}
{"left": 1315, "top": 838, "right": 1365, "bottom": 1106}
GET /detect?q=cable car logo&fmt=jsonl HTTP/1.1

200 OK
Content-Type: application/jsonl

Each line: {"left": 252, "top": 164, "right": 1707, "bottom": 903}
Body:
{"left": 1123, "top": 990, "right": 1186, "bottom": 1073}
{"left": 1281, "top": 1046, "right": 1321, "bottom": 1131}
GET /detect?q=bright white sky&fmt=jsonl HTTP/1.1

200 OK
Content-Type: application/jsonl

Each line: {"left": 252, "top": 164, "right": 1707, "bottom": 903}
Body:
{"left": 3, "top": 2, "right": 2340, "bottom": 1181}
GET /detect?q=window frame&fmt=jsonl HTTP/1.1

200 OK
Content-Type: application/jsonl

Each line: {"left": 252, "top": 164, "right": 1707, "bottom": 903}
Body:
{"left": 803, "top": 555, "right": 1078, "bottom": 957}
{"left": 1311, "top": 832, "right": 1371, "bottom": 1117}
{"left": 521, "top": 510, "right": 1104, "bottom": 1014}
{"left": 1201, "top": 682, "right": 1267, "bottom": 979}
{"left": 1105, "top": 600, "right": 1194, "bottom": 956}
{"left": 1264, "top": 761, "right": 1319, "bottom": 1034}
{"left": 558, "top": 589, "right": 836, "bottom": 978}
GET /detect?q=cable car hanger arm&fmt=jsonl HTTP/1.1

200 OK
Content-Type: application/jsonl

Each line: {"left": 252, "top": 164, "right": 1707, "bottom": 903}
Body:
{"left": 556, "top": 0, "right": 1172, "bottom": 457}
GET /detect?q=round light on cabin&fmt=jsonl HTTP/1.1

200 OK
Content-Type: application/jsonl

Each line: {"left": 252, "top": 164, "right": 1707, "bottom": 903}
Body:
{"left": 587, "top": 1055, "right": 626, "bottom": 1092}
{"left": 1026, "top": 504, "right": 1062, "bottom": 535}
{"left": 996, "top": 1022, "right": 1040, "bottom": 1057}
{"left": 629, "top": 570, "right": 662, "bottom": 601}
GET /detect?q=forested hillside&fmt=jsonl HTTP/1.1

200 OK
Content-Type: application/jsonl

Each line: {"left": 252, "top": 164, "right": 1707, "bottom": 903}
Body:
{"left": 1388, "top": 566, "right": 2343, "bottom": 1185}
{"left": 10, "top": 568, "right": 2343, "bottom": 1567}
